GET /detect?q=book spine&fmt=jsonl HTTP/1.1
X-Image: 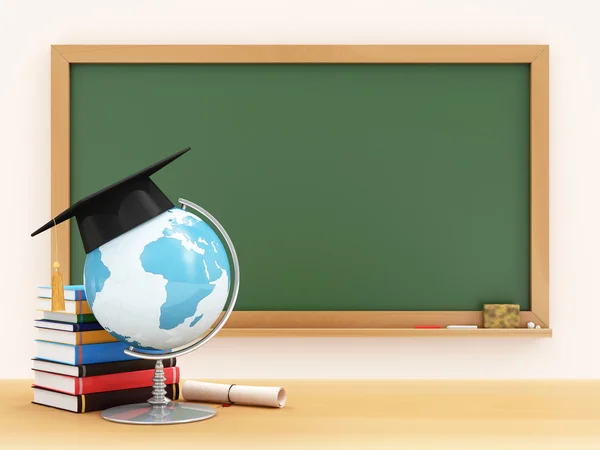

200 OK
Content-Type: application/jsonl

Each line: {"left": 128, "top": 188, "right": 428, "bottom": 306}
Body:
{"left": 79, "top": 384, "right": 179, "bottom": 413}
{"left": 72, "top": 322, "right": 104, "bottom": 332}
{"left": 77, "top": 314, "right": 96, "bottom": 324}
{"left": 76, "top": 301, "right": 92, "bottom": 315}
{"left": 77, "top": 330, "right": 119, "bottom": 345}
{"left": 74, "top": 314, "right": 97, "bottom": 323}
{"left": 78, "top": 367, "right": 179, "bottom": 394}
{"left": 78, "top": 343, "right": 137, "bottom": 365}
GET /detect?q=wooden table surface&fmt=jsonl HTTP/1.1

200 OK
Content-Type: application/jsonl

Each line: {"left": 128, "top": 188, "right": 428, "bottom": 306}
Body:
{"left": 1, "top": 380, "right": 600, "bottom": 449}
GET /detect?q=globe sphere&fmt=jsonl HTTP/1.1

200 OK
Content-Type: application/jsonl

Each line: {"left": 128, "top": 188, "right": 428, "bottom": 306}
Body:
{"left": 83, "top": 207, "right": 231, "bottom": 351}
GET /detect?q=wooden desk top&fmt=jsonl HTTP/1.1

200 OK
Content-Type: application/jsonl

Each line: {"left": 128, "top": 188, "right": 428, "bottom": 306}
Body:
{"left": 1, "top": 380, "right": 599, "bottom": 449}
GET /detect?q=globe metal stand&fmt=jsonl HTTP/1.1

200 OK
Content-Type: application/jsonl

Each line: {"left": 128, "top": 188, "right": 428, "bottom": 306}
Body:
{"left": 101, "top": 198, "right": 240, "bottom": 425}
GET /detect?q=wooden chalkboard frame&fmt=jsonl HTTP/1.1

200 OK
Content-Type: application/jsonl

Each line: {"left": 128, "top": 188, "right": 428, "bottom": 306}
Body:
{"left": 50, "top": 45, "right": 550, "bottom": 337}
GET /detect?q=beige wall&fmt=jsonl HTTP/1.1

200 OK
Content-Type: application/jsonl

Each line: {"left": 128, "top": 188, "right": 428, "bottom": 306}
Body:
{"left": 1, "top": 0, "right": 599, "bottom": 379}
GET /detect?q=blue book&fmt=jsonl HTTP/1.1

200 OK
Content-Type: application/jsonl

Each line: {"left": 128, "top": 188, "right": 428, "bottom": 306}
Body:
{"left": 34, "top": 319, "right": 104, "bottom": 332}
{"left": 37, "top": 285, "right": 86, "bottom": 300}
{"left": 35, "top": 341, "right": 136, "bottom": 365}
{"left": 34, "top": 340, "right": 169, "bottom": 365}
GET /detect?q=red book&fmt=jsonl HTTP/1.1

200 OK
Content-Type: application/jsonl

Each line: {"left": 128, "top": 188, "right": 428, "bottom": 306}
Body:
{"left": 33, "top": 367, "right": 180, "bottom": 395}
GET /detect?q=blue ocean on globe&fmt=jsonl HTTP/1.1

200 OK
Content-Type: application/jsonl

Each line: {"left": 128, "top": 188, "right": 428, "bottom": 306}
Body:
{"left": 83, "top": 207, "right": 231, "bottom": 351}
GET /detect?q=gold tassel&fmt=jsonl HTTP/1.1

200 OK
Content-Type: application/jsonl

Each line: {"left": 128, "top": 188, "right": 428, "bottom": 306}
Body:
{"left": 51, "top": 219, "right": 65, "bottom": 312}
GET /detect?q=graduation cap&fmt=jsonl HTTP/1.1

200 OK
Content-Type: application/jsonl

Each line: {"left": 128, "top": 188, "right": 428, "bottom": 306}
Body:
{"left": 32, "top": 146, "right": 191, "bottom": 312}
{"left": 32, "top": 146, "right": 191, "bottom": 253}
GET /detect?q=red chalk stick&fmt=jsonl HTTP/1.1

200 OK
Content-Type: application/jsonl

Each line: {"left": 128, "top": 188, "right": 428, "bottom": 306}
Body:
{"left": 414, "top": 326, "right": 441, "bottom": 329}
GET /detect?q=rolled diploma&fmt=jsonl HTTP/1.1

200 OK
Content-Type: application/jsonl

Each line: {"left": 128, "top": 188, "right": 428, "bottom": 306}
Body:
{"left": 182, "top": 380, "right": 286, "bottom": 408}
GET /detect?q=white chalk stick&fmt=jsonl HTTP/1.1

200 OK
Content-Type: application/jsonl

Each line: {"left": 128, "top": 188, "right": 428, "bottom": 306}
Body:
{"left": 447, "top": 325, "right": 478, "bottom": 329}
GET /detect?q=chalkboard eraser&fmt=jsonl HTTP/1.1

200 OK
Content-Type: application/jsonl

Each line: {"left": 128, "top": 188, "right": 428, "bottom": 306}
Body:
{"left": 447, "top": 325, "right": 478, "bottom": 329}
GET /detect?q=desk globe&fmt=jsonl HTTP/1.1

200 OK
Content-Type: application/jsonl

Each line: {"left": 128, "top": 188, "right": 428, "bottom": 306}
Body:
{"left": 98, "top": 198, "right": 240, "bottom": 425}
{"left": 85, "top": 205, "right": 231, "bottom": 352}
{"left": 31, "top": 148, "right": 240, "bottom": 425}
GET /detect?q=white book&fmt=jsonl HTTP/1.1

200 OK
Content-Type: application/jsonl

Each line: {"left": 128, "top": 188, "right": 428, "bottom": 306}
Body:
{"left": 35, "top": 328, "right": 116, "bottom": 345}
{"left": 32, "top": 359, "right": 80, "bottom": 377}
{"left": 35, "top": 298, "right": 91, "bottom": 315}
{"left": 37, "top": 285, "right": 85, "bottom": 301}
{"left": 34, "top": 371, "right": 78, "bottom": 395}
{"left": 33, "top": 388, "right": 80, "bottom": 412}
{"left": 36, "top": 329, "right": 80, "bottom": 345}
{"left": 39, "top": 311, "right": 95, "bottom": 324}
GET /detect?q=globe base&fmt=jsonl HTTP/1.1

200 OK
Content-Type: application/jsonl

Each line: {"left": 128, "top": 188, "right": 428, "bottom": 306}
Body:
{"left": 101, "top": 401, "right": 216, "bottom": 425}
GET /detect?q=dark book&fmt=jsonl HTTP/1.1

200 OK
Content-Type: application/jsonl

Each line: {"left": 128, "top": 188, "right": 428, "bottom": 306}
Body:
{"left": 32, "top": 384, "right": 180, "bottom": 413}
{"left": 34, "top": 319, "right": 104, "bottom": 332}
{"left": 31, "top": 357, "right": 177, "bottom": 377}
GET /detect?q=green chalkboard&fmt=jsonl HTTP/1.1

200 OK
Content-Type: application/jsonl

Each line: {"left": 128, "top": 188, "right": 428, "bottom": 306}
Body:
{"left": 70, "top": 63, "right": 531, "bottom": 311}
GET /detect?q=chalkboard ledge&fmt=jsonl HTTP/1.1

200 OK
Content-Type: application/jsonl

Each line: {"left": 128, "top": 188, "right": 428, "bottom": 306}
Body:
{"left": 215, "top": 328, "right": 552, "bottom": 338}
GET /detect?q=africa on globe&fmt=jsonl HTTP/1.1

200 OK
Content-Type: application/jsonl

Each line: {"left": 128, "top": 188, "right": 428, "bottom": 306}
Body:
{"left": 83, "top": 207, "right": 231, "bottom": 351}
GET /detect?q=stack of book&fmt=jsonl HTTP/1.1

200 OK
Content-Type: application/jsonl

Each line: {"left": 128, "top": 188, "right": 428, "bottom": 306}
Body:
{"left": 32, "top": 285, "right": 179, "bottom": 413}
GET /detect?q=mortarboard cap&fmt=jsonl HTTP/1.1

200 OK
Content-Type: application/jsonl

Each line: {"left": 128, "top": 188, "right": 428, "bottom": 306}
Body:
{"left": 31, "top": 147, "right": 191, "bottom": 253}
